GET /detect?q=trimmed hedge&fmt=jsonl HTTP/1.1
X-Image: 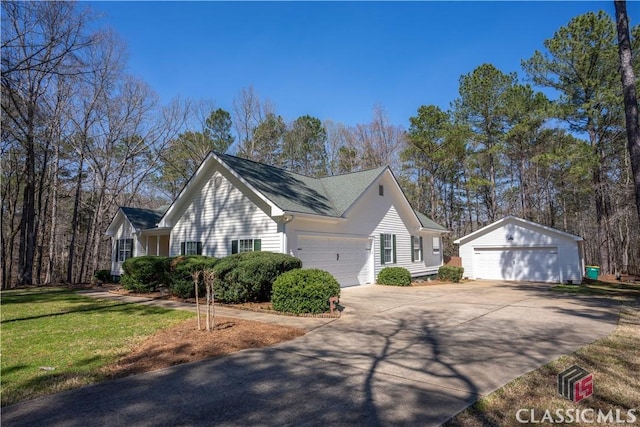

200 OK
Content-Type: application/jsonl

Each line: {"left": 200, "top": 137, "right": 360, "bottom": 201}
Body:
{"left": 272, "top": 269, "right": 340, "bottom": 314}
{"left": 168, "top": 256, "right": 218, "bottom": 298}
{"left": 377, "top": 267, "right": 412, "bottom": 286}
{"left": 213, "top": 252, "right": 302, "bottom": 303}
{"left": 438, "top": 266, "right": 464, "bottom": 283}
{"left": 93, "top": 269, "right": 112, "bottom": 283}
{"left": 121, "top": 256, "right": 170, "bottom": 292}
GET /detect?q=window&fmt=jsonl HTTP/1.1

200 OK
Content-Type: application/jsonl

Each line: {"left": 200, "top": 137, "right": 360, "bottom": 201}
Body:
{"left": 379, "top": 185, "right": 384, "bottom": 196}
{"left": 433, "top": 236, "right": 441, "bottom": 254}
{"left": 411, "top": 236, "right": 423, "bottom": 262}
{"left": 231, "top": 238, "right": 261, "bottom": 254}
{"left": 380, "top": 233, "right": 396, "bottom": 264}
{"left": 116, "top": 238, "right": 133, "bottom": 262}
{"left": 181, "top": 241, "right": 202, "bottom": 255}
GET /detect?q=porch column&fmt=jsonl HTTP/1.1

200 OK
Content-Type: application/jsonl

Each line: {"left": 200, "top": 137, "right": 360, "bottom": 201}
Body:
{"left": 157, "top": 236, "right": 160, "bottom": 256}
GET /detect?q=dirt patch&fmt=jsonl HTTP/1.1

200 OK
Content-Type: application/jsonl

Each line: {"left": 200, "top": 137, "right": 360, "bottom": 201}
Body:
{"left": 102, "top": 316, "right": 305, "bottom": 379}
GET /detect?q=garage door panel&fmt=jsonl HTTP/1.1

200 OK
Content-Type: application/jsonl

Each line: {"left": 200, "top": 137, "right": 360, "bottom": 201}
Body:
{"left": 473, "top": 248, "right": 559, "bottom": 282}
{"left": 297, "top": 236, "right": 371, "bottom": 287}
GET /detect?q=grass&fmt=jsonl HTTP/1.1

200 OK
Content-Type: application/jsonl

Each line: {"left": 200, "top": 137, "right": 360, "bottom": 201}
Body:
{"left": 0, "top": 287, "right": 192, "bottom": 407}
{"left": 551, "top": 279, "right": 640, "bottom": 300}
{"left": 445, "top": 282, "right": 640, "bottom": 427}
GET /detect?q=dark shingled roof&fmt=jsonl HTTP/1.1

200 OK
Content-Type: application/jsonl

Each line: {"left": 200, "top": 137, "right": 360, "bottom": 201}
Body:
{"left": 127, "top": 153, "right": 446, "bottom": 232}
{"left": 217, "top": 153, "right": 389, "bottom": 217}
{"left": 216, "top": 154, "right": 446, "bottom": 230}
{"left": 121, "top": 207, "right": 166, "bottom": 231}
{"left": 415, "top": 210, "right": 448, "bottom": 231}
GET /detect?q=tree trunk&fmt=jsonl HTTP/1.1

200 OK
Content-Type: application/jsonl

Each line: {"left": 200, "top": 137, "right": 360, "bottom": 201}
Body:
{"left": 593, "top": 154, "right": 612, "bottom": 274}
{"left": 46, "top": 138, "right": 61, "bottom": 284}
{"left": 17, "top": 116, "right": 36, "bottom": 286}
{"left": 67, "top": 154, "right": 85, "bottom": 283}
{"left": 614, "top": 0, "right": 640, "bottom": 223}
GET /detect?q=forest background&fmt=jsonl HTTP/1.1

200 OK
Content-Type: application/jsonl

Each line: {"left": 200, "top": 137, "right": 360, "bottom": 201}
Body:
{"left": 2, "top": 1, "right": 639, "bottom": 288}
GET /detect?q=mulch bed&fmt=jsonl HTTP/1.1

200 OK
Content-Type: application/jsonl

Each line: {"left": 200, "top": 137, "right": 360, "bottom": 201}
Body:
{"left": 101, "top": 316, "right": 305, "bottom": 379}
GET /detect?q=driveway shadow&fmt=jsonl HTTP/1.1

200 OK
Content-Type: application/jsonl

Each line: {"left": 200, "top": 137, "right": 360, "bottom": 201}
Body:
{"left": 2, "top": 282, "right": 621, "bottom": 426}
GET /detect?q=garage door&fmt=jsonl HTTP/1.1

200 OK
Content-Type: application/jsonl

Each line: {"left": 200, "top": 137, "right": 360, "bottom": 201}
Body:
{"left": 473, "top": 247, "right": 559, "bottom": 282}
{"left": 296, "top": 235, "right": 372, "bottom": 287}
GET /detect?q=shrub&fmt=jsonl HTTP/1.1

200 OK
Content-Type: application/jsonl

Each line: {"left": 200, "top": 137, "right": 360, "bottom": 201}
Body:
{"left": 438, "top": 266, "right": 464, "bottom": 283}
{"left": 120, "top": 256, "right": 170, "bottom": 293}
{"left": 93, "top": 269, "right": 112, "bottom": 283}
{"left": 272, "top": 269, "right": 341, "bottom": 314}
{"left": 167, "top": 256, "right": 218, "bottom": 298}
{"left": 377, "top": 267, "right": 412, "bottom": 286}
{"left": 214, "top": 252, "right": 302, "bottom": 303}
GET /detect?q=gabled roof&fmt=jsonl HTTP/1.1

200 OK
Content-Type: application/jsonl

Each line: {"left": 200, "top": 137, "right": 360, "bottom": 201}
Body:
{"left": 157, "top": 151, "right": 446, "bottom": 232}
{"left": 453, "top": 215, "right": 583, "bottom": 244}
{"left": 217, "top": 153, "right": 340, "bottom": 217}
{"left": 120, "top": 207, "right": 166, "bottom": 231}
{"left": 415, "top": 210, "right": 449, "bottom": 232}
{"left": 216, "top": 153, "right": 389, "bottom": 218}
{"left": 105, "top": 206, "right": 167, "bottom": 236}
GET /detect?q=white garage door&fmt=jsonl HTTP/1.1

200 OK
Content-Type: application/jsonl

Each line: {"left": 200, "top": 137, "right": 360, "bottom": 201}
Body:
{"left": 473, "top": 247, "right": 560, "bottom": 282}
{"left": 296, "top": 235, "right": 372, "bottom": 287}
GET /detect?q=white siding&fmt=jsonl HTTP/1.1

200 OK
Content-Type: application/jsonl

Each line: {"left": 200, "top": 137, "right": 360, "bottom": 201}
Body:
{"left": 287, "top": 171, "right": 443, "bottom": 282}
{"left": 170, "top": 171, "right": 280, "bottom": 257}
{"left": 110, "top": 214, "right": 139, "bottom": 276}
{"left": 458, "top": 219, "right": 582, "bottom": 284}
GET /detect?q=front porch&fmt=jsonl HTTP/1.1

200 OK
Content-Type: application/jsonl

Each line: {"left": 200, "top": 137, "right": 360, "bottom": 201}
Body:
{"left": 141, "top": 231, "right": 170, "bottom": 257}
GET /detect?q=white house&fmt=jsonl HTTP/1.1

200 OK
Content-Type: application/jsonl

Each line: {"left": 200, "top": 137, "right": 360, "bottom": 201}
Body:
{"left": 454, "top": 216, "right": 585, "bottom": 284}
{"left": 106, "top": 152, "right": 448, "bottom": 287}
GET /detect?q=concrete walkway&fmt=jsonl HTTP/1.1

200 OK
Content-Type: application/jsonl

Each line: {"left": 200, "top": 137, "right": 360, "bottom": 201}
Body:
{"left": 3, "top": 282, "right": 620, "bottom": 426}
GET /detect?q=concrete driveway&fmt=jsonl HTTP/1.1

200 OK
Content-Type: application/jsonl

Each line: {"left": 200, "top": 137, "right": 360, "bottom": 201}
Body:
{"left": 3, "top": 281, "right": 619, "bottom": 426}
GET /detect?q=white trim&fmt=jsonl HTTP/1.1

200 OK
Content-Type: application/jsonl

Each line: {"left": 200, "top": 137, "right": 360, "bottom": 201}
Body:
{"left": 159, "top": 152, "right": 284, "bottom": 228}
{"left": 341, "top": 167, "right": 388, "bottom": 217}
{"left": 296, "top": 231, "right": 371, "bottom": 240}
{"left": 105, "top": 209, "right": 127, "bottom": 236}
{"left": 283, "top": 211, "right": 346, "bottom": 223}
{"left": 342, "top": 168, "right": 425, "bottom": 231}
{"left": 454, "top": 216, "right": 583, "bottom": 244}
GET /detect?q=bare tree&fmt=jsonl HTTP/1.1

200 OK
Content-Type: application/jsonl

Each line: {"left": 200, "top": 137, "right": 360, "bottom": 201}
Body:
{"left": 233, "top": 86, "right": 277, "bottom": 161}
{"left": 1, "top": 1, "right": 94, "bottom": 285}
{"left": 233, "top": 86, "right": 263, "bottom": 156}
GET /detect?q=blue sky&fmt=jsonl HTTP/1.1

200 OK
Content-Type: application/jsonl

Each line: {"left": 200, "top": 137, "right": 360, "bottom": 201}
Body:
{"left": 90, "top": 1, "right": 637, "bottom": 129}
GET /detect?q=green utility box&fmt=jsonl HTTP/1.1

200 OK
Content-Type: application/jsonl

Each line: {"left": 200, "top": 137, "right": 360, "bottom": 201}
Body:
{"left": 585, "top": 266, "right": 600, "bottom": 280}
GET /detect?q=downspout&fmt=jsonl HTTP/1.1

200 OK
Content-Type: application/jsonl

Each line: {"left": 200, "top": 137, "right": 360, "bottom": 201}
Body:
{"left": 280, "top": 215, "right": 294, "bottom": 255}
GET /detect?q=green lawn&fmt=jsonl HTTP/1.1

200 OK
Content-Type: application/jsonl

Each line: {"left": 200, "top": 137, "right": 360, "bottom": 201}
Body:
{"left": 1, "top": 287, "right": 192, "bottom": 407}
{"left": 551, "top": 279, "right": 640, "bottom": 299}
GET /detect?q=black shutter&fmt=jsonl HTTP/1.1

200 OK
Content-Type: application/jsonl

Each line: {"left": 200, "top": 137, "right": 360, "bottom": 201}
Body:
{"left": 380, "top": 234, "right": 385, "bottom": 265}
{"left": 128, "top": 238, "right": 134, "bottom": 258}
{"left": 115, "top": 240, "right": 120, "bottom": 262}
{"left": 253, "top": 239, "right": 261, "bottom": 252}
{"left": 231, "top": 240, "right": 238, "bottom": 254}
{"left": 180, "top": 242, "right": 185, "bottom": 256}
{"left": 419, "top": 237, "right": 423, "bottom": 261}
{"left": 197, "top": 242, "right": 203, "bottom": 255}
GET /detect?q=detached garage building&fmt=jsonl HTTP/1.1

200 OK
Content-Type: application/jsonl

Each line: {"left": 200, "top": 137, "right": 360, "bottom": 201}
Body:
{"left": 454, "top": 216, "right": 585, "bottom": 284}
